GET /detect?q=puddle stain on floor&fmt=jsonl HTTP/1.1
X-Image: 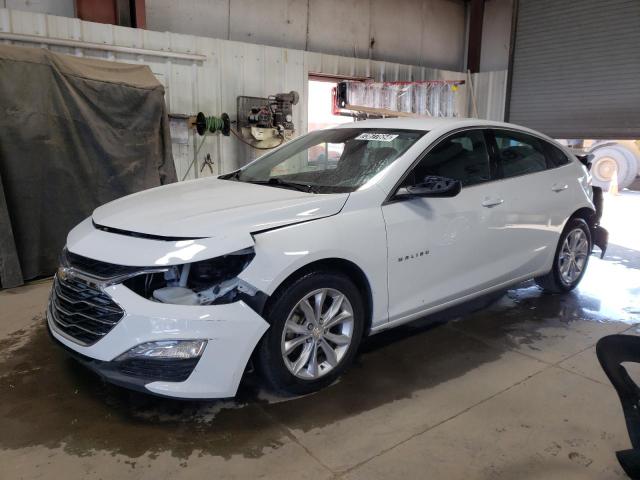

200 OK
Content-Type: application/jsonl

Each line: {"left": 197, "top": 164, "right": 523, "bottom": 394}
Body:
{"left": 0, "top": 320, "right": 287, "bottom": 460}
{"left": 0, "top": 256, "right": 638, "bottom": 461}
{"left": 0, "top": 313, "right": 509, "bottom": 460}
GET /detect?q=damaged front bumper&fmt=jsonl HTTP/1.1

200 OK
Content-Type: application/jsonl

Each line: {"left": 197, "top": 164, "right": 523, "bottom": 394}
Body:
{"left": 47, "top": 217, "right": 273, "bottom": 399}
{"left": 48, "top": 282, "right": 269, "bottom": 399}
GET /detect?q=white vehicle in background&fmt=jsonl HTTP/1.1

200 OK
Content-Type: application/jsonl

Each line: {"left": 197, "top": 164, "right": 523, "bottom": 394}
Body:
{"left": 47, "top": 118, "right": 608, "bottom": 399}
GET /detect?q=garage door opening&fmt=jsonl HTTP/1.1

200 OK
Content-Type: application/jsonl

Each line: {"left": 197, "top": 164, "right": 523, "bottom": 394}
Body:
{"left": 307, "top": 77, "right": 354, "bottom": 132}
{"left": 556, "top": 139, "right": 640, "bottom": 289}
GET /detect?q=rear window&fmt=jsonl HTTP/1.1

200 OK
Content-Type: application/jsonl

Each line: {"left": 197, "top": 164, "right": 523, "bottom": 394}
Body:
{"left": 544, "top": 142, "right": 571, "bottom": 167}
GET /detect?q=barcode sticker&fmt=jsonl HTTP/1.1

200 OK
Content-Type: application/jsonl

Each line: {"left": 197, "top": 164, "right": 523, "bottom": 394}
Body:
{"left": 355, "top": 133, "right": 399, "bottom": 142}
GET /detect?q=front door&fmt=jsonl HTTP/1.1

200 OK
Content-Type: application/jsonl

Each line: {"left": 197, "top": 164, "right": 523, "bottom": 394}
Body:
{"left": 382, "top": 129, "right": 505, "bottom": 323}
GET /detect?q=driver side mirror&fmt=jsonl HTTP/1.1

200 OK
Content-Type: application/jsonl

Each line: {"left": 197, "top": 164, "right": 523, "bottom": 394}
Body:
{"left": 400, "top": 175, "right": 462, "bottom": 198}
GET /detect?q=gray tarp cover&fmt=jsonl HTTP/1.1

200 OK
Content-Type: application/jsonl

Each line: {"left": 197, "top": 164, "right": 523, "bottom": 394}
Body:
{"left": 0, "top": 44, "right": 177, "bottom": 288}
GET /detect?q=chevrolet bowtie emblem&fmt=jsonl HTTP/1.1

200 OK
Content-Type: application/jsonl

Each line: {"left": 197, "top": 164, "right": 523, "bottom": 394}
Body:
{"left": 57, "top": 266, "right": 72, "bottom": 281}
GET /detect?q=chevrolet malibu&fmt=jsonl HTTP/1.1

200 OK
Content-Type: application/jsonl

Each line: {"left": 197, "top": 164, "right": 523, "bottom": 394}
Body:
{"left": 47, "top": 118, "right": 607, "bottom": 399}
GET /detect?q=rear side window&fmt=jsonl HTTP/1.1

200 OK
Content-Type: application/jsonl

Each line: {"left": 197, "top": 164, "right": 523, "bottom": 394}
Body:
{"left": 544, "top": 142, "right": 571, "bottom": 167}
{"left": 409, "top": 130, "right": 491, "bottom": 187}
{"left": 493, "top": 130, "right": 547, "bottom": 178}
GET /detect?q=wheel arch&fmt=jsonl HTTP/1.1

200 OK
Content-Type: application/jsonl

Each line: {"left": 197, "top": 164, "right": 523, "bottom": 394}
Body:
{"left": 566, "top": 206, "right": 599, "bottom": 243}
{"left": 567, "top": 200, "right": 608, "bottom": 258}
{"left": 569, "top": 206, "right": 597, "bottom": 227}
{"left": 264, "top": 257, "right": 374, "bottom": 336}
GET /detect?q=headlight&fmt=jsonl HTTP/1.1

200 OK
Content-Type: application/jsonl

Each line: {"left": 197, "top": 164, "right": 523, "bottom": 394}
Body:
{"left": 115, "top": 340, "right": 207, "bottom": 361}
{"left": 123, "top": 247, "right": 257, "bottom": 306}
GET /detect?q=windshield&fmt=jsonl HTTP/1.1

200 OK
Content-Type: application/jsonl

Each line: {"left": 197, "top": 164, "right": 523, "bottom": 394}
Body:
{"left": 222, "top": 128, "right": 426, "bottom": 193}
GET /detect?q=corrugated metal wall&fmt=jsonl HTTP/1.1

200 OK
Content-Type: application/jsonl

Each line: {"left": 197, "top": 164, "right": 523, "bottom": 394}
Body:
{"left": 0, "top": 9, "right": 507, "bottom": 180}
{"left": 2, "top": 0, "right": 469, "bottom": 71}
{"left": 471, "top": 70, "right": 508, "bottom": 121}
{"left": 144, "top": 0, "right": 469, "bottom": 71}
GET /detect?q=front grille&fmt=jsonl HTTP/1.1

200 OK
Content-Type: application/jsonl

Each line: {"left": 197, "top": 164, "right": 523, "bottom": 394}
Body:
{"left": 65, "top": 250, "right": 142, "bottom": 279}
{"left": 49, "top": 275, "right": 124, "bottom": 345}
{"left": 117, "top": 358, "right": 200, "bottom": 382}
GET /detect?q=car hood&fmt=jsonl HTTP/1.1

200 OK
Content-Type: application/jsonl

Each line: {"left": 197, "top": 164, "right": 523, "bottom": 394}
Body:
{"left": 92, "top": 178, "right": 349, "bottom": 238}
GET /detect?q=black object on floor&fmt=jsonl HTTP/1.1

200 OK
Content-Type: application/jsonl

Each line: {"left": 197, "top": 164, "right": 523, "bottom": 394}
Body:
{"left": 597, "top": 334, "right": 640, "bottom": 479}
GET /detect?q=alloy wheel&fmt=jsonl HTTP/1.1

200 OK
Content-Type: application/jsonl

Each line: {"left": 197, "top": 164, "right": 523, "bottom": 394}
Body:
{"left": 281, "top": 288, "right": 355, "bottom": 380}
{"left": 558, "top": 228, "right": 589, "bottom": 285}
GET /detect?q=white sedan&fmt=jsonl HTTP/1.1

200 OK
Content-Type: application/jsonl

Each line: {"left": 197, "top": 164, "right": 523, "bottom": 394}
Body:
{"left": 47, "top": 118, "right": 607, "bottom": 399}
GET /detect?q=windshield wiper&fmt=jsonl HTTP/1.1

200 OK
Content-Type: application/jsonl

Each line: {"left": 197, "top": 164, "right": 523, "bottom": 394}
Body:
{"left": 247, "top": 178, "right": 317, "bottom": 193}
{"left": 219, "top": 170, "right": 241, "bottom": 181}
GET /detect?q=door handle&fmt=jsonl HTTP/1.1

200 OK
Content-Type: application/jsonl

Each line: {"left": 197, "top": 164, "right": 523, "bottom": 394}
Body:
{"left": 482, "top": 197, "right": 504, "bottom": 208}
{"left": 552, "top": 183, "right": 569, "bottom": 192}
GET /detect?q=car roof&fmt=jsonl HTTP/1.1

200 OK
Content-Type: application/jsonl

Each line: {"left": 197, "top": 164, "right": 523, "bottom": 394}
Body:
{"left": 333, "top": 117, "right": 551, "bottom": 140}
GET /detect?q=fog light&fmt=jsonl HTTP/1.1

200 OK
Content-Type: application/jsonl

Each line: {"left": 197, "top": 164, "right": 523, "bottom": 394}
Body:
{"left": 115, "top": 340, "right": 207, "bottom": 361}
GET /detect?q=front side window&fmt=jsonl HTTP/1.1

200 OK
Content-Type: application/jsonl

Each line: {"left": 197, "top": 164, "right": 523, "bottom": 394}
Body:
{"left": 493, "top": 130, "right": 547, "bottom": 178}
{"left": 406, "top": 129, "right": 491, "bottom": 187}
{"left": 225, "top": 128, "right": 425, "bottom": 193}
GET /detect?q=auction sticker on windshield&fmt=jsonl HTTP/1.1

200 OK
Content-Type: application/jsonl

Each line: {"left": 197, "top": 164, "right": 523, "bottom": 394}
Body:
{"left": 355, "top": 133, "right": 399, "bottom": 142}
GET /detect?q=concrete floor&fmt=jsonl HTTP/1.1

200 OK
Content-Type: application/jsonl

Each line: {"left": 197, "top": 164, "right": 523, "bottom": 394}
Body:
{"left": 1, "top": 192, "right": 639, "bottom": 479}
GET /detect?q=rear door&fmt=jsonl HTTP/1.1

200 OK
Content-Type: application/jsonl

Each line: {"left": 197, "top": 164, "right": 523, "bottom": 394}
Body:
{"left": 485, "top": 128, "right": 574, "bottom": 280}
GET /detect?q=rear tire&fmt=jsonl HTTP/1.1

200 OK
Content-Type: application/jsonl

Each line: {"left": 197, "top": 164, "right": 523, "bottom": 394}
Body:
{"left": 535, "top": 218, "right": 592, "bottom": 293}
{"left": 256, "top": 270, "right": 364, "bottom": 395}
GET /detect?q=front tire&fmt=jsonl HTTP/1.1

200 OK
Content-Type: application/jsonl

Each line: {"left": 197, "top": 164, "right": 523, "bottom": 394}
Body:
{"left": 535, "top": 217, "right": 592, "bottom": 293}
{"left": 256, "top": 271, "right": 364, "bottom": 395}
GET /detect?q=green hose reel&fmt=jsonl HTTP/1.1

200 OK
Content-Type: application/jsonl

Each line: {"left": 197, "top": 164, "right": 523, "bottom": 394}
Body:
{"left": 195, "top": 112, "right": 230, "bottom": 136}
